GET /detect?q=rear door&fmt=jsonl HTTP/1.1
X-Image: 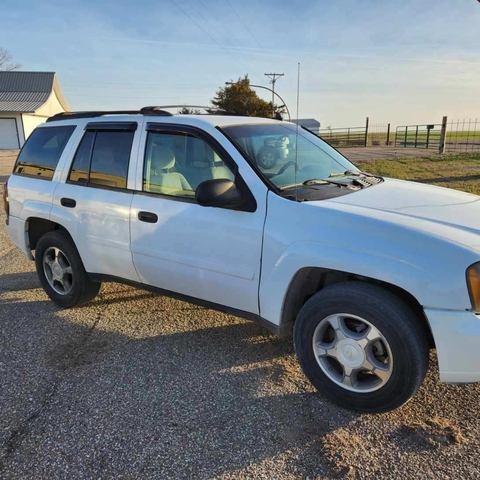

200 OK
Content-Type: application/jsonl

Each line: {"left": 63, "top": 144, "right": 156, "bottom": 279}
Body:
{"left": 129, "top": 123, "right": 267, "bottom": 314}
{"left": 52, "top": 120, "right": 142, "bottom": 282}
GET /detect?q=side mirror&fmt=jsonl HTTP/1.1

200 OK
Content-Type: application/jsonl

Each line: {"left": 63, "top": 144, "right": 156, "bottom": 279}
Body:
{"left": 195, "top": 179, "right": 243, "bottom": 208}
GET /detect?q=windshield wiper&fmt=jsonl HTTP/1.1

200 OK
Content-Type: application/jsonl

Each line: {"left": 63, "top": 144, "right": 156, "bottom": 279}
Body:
{"left": 279, "top": 178, "right": 350, "bottom": 190}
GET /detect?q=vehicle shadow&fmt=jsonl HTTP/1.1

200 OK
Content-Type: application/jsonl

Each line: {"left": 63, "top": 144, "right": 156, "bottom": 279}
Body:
{"left": 0, "top": 290, "right": 359, "bottom": 479}
{"left": 0, "top": 271, "right": 40, "bottom": 292}
{"left": 1, "top": 286, "right": 479, "bottom": 479}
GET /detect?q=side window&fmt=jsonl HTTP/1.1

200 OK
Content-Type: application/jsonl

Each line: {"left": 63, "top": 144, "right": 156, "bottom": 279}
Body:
{"left": 68, "top": 131, "right": 94, "bottom": 184}
{"left": 89, "top": 131, "right": 133, "bottom": 189}
{"left": 143, "top": 131, "right": 235, "bottom": 198}
{"left": 67, "top": 130, "right": 134, "bottom": 189}
{"left": 14, "top": 126, "right": 76, "bottom": 180}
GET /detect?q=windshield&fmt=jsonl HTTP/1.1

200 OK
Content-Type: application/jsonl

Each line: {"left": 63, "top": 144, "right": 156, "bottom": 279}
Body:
{"left": 221, "top": 123, "right": 358, "bottom": 190}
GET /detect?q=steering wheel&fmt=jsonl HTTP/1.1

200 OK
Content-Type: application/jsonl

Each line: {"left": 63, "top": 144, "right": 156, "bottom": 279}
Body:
{"left": 276, "top": 161, "right": 298, "bottom": 176}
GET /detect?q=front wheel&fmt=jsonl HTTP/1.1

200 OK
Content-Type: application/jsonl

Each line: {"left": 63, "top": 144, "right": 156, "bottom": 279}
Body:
{"left": 35, "top": 230, "right": 101, "bottom": 308}
{"left": 294, "top": 282, "right": 429, "bottom": 413}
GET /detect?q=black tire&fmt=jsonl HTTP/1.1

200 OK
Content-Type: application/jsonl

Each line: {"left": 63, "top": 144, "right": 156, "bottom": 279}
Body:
{"left": 35, "top": 230, "right": 101, "bottom": 308}
{"left": 294, "top": 281, "right": 429, "bottom": 413}
{"left": 257, "top": 146, "right": 277, "bottom": 169}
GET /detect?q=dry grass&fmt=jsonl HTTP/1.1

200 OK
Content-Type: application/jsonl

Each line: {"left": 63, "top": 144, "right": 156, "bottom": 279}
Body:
{"left": 357, "top": 153, "right": 480, "bottom": 195}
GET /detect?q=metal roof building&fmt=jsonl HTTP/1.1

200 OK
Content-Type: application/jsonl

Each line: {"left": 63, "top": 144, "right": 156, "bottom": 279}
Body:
{"left": 0, "top": 71, "right": 70, "bottom": 149}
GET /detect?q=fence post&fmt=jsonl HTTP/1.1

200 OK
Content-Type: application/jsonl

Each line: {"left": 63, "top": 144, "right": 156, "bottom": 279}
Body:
{"left": 439, "top": 116, "right": 448, "bottom": 154}
{"left": 415, "top": 126, "right": 419, "bottom": 148}
{"left": 404, "top": 127, "right": 408, "bottom": 147}
{"left": 386, "top": 123, "right": 390, "bottom": 146}
{"left": 364, "top": 117, "right": 369, "bottom": 147}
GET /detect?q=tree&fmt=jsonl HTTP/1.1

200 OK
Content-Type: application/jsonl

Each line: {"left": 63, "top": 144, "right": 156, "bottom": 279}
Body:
{"left": 0, "top": 48, "right": 21, "bottom": 71}
{"left": 211, "top": 75, "right": 285, "bottom": 118}
{"left": 177, "top": 107, "right": 202, "bottom": 114}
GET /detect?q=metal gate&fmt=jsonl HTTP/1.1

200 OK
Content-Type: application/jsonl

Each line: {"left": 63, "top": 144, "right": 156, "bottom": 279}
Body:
{"left": 395, "top": 124, "right": 442, "bottom": 150}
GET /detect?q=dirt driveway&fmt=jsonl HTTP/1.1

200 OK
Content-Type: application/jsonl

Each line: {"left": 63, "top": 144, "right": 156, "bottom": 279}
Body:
{"left": 1, "top": 151, "right": 480, "bottom": 479}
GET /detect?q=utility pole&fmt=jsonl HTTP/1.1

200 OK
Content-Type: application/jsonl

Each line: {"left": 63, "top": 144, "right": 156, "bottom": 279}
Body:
{"left": 264, "top": 73, "right": 284, "bottom": 118}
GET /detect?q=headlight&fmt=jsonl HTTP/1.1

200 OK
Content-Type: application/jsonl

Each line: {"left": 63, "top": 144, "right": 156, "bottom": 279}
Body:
{"left": 466, "top": 262, "right": 480, "bottom": 311}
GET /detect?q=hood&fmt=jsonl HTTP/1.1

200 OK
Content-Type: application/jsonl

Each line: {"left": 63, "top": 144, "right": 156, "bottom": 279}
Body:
{"left": 322, "top": 178, "right": 480, "bottom": 250}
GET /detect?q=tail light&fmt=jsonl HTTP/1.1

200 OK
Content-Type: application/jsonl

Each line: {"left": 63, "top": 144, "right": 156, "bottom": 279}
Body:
{"left": 2, "top": 182, "right": 9, "bottom": 217}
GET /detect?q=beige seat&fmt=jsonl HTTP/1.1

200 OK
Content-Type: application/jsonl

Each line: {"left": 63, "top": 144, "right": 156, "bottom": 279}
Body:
{"left": 149, "top": 145, "right": 192, "bottom": 195}
{"left": 187, "top": 139, "right": 234, "bottom": 188}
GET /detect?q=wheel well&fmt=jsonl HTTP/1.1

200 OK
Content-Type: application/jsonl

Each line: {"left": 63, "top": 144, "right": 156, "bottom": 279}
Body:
{"left": 281, "top": 267, "right": 435, "bottom": 347}
{"left": 27, "top": 218, "right": 70, "bottom": 251}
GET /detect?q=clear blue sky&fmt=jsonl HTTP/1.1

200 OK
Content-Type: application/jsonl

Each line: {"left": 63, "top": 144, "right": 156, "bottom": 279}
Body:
{"left": 1, "top": 0, "right": 479, "bottom": 127}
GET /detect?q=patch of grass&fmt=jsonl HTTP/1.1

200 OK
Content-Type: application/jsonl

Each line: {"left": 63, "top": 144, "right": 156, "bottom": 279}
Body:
{"left": 357, "top": 153, "right": 480, "bottom": 195}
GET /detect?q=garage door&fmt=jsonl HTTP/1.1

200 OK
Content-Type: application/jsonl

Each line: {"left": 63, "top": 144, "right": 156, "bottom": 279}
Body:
{"left": 0, "top": 118, "right": 20, "bottom": 149}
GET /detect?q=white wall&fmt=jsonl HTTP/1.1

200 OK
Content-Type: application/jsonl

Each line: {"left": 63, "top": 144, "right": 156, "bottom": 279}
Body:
{"left": 21, "top": 114, "right": 48, "bottom": 141}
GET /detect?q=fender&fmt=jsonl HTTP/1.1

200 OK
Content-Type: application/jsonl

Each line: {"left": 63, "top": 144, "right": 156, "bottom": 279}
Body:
{"left": 259, "top": 240, "right": 473, "bottom": 326}
{"left": 48, "top": 202, "right": 94, "bottom": 271}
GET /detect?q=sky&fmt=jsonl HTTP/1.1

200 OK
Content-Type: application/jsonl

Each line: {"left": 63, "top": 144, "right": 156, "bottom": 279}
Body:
{"left": 1, "top": 0, "right": 480, "bottom": 128}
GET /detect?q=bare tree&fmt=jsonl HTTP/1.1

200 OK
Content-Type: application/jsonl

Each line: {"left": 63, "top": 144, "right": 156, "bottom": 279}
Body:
{"left": 0, "top": 48, "right": 21, "bottom": 71}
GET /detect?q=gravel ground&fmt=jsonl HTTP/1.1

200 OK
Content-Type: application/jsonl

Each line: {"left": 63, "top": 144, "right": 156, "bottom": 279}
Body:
{"left": 1, "top": 151, "right": 480, "bottom": 479}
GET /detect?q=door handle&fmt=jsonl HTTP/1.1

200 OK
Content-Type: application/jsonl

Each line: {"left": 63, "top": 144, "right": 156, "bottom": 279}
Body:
{"left": 138, "top": 211, "right": 158, "bottom": 223}
{"left": 61, "top": 197, "right": 76, "bottom": 208}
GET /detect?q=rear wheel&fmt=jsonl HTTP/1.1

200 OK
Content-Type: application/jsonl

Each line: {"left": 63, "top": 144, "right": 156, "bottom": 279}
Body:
{"left": 35, "top": 230, "right": 101, "bottom": 308}
{"left": 294, "top": 281, "right": 429, "bottom": 413}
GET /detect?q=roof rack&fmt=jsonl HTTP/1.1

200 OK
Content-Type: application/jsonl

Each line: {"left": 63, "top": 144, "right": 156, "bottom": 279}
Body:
{"left": 46, "top": 107, "right": 173, "bottom": 123}
{"left": 46, "top": 105, "right": 250, "bottom": 123}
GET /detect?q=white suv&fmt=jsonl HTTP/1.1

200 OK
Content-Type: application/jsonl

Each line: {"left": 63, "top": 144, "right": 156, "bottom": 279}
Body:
{"left": 5, "top": 107, "right": 480, "bottom": 413}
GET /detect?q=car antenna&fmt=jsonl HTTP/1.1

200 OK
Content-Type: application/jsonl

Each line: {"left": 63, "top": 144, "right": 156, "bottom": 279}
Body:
{"left": 295, "top": 62, "right": 300, "bottom": 202}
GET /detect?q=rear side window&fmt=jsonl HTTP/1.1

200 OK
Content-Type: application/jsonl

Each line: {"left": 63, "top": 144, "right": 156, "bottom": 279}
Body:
{"left": 68, "top": 130, "right": 134, "bottom": 189}
{"left": 14, "top": 126, "right": 75, "bottom": 180}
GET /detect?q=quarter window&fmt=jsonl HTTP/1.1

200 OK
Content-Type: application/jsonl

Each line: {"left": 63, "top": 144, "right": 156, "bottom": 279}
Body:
{"left": 14, "top": 126, "right": 75, "bottom": 180}
{"left": 143, "top": 131, "right": 235, "bottom": 198}
{"left": 68, "top": 130, "right": 134, "bottom": 189}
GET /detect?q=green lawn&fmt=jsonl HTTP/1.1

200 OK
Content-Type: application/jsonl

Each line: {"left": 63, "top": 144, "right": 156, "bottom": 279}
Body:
{"left": 356, "top": 153, "right": 480, "bottom": 195}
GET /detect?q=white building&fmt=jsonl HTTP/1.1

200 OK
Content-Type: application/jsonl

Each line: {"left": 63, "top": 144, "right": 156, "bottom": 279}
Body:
{"left": 0, "top": 71, "right": 70, "bottom": 149}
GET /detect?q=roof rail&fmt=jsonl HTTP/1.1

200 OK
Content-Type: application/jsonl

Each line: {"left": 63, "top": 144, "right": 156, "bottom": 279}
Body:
{"left": 46, "top": 105, "right": 252, "bottom": 123}
{"left": 46, "top": 108, "right": 173, "bottom": 123}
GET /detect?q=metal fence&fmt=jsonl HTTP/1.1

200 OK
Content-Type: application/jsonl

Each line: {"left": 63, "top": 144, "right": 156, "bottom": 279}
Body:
{"left": 318, "top": 118, "right": 391, "bottom": 148}
{"left": 318, "top": 126, "right": 367, "bottom": 147}
{"left": 395, "top": 124, "right": 443, "bottom": 150}
{"left": 317, "top": 116, "right": 480, "bottom": 154}
{"left": 445, "top": 119, "right": 480, "bottom": 153}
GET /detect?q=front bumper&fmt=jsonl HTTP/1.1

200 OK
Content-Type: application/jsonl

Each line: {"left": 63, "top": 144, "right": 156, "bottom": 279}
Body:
{"left": 425, "top": 308, "right": 480, "bottom": 383}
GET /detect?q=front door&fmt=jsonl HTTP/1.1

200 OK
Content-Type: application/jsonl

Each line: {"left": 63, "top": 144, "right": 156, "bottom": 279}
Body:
{"left": 130, "top": 124, "right": 266, "bottom": 314}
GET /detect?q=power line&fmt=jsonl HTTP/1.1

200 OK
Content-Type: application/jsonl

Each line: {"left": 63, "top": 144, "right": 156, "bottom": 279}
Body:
{"left": 170, "top": 0, "right": 252, "bottom": 74}
{"left": 63, "top": 82, "right": 215, "bottom": 87}
{"left": 197, "top": 0, "right": 246, "bottom": 48}
{"left": 67, "top": 94, "right": 212, "bottom": 99}
{"left": 225, "top": 0, "right": 262, "bottom": 48}
{"left": 185, "top": 0, "right": 237, "bottom": 48}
